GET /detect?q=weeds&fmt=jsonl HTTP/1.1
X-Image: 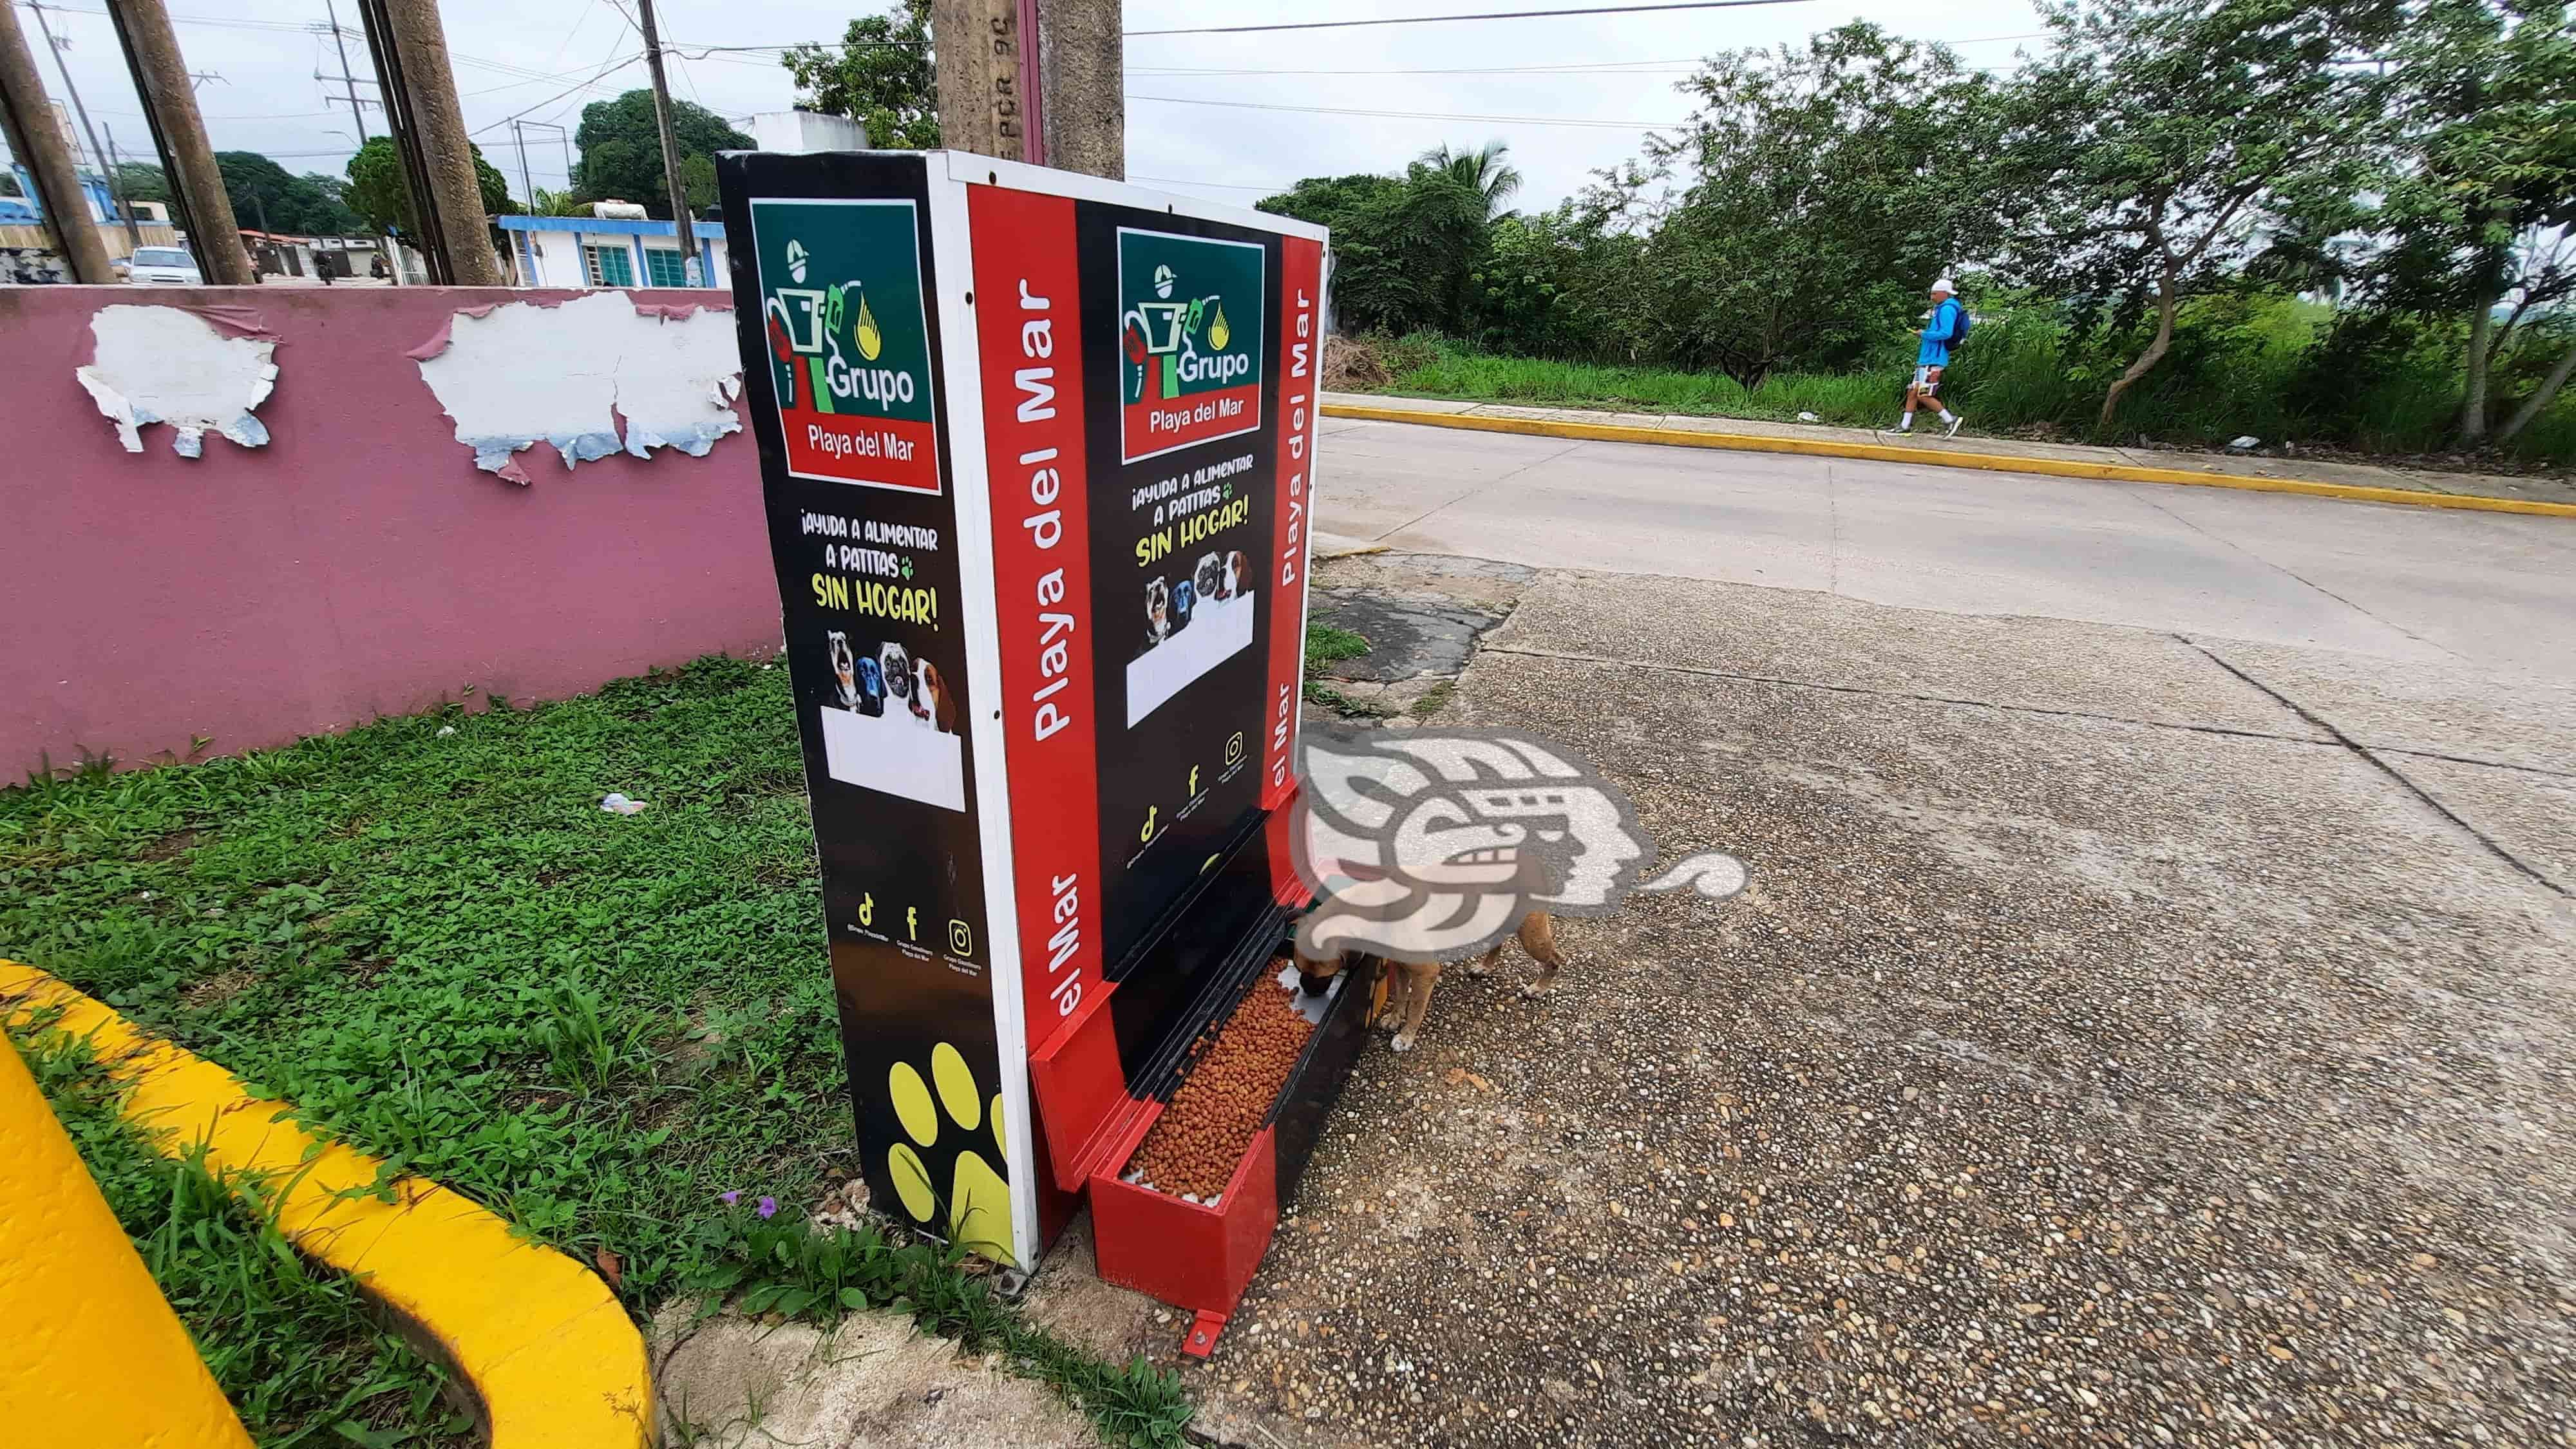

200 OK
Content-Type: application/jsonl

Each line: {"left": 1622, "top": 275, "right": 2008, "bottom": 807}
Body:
{"left": 1347, "top": 302, "right": 2576, "bottom": 464}
{"left": 10, "top": 1024, "right": 469, "bottom": 1447}
{"left": 1304, "top": 623, "right": 1370, "bottom": 668}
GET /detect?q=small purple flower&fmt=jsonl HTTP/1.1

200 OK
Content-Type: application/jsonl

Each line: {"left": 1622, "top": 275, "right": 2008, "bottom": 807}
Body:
{"left": 756, "top": 1197, "right": 778, "bottom": 1219}
{"left": 719, "top": 1190, "right": 741, "bottom": 1206}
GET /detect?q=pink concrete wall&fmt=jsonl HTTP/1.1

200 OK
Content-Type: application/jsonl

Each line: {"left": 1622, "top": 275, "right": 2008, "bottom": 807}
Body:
{"left": 0, "top": 285, "right": 778, "bottom": 779}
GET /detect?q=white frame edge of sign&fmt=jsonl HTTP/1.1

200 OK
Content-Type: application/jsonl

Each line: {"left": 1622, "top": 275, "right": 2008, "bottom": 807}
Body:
{"left": 940, "top": 152, "right": 1332, "bottom": 244}
{"left": 922, "top": 164, "right": 1045, "bottom": 1271}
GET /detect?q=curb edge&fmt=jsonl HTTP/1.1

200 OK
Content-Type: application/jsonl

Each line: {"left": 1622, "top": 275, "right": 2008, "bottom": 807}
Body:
{"left": 1320, "top": 403, "right": 2576, "bottom": 519}
{"left": 0, "top": 960, "right": 653, "bottom": 1449}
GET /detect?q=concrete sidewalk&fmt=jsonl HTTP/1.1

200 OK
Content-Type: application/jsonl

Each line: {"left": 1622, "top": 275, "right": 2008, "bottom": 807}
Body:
{"left": 1325, "top": 391, "right": 2576, "bottom": 514}
{"left": 1028, "top": 549, "right": 2576, "bottom": 1448}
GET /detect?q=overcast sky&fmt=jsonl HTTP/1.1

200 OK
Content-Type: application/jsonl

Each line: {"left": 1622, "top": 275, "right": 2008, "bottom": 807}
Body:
{"left": 13, "top": 0, "right": 2047, "bottom": 213}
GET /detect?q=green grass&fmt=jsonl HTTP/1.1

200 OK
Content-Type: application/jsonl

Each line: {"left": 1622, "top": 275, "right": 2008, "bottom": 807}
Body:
{"left": 8, "top": 1022, "right": 471, "bottom": 1448}
{"left": 0, "top": 658, "right": 1192, "bottom": 1446}
{"left": 1304, "top": 622, "right": 1370, "bottom": 667}
{"left": 1349, "top": 310, "right": 2576, "bottom": 465}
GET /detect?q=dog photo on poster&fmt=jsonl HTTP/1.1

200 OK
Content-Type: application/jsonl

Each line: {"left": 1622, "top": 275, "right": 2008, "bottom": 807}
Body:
{"left": 1081, "top": 205, "right": 1283, "bottom": 969}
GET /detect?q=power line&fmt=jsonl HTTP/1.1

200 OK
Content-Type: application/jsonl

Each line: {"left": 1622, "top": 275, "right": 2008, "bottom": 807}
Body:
{"left": 1128, "top": 93, "right": 1680, "bottom": 129}
{"left": 466, "top": 50, "right": 643, "bottom": 137}
{"left": 1124, "top": 0, "right": 1812, "bottom": 39}
{"left": 1126, "top": 31, "right": 2047, "bottom": 75}
{"left": 1132, "top": 173, "right": 1299, "bottom": 191}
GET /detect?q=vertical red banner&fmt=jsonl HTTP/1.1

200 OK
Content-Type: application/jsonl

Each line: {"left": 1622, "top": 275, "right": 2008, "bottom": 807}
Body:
{"left": 1263, "top": 236, "right": 1325, "bottom": 810}
{"left": 970, "top": 185, "right": 1104, "bottom": 1039}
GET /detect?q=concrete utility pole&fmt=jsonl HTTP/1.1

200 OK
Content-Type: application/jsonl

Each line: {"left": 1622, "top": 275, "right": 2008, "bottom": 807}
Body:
{"left": 0, "top": 0, "right": 113, "bottom": 279}
{"left": 932, "top": 0, "right": 1030, "bottom": 162}
{"left": 109, "top": 0, "right": 253, "bottom": 283}
{"left": 319, "top": 0, "right": 369, "bottom": 142}
{"left": 931, "top": 0, "right": 1121, "bottom": 179}
{"left": 630, "top": 0, "right": 697, "bottom": 284}
{"left": 373, "top": 0, "right": 501, "bottom": 285}
{"left": 318, "top": 0, "right": 399, "bottom": 284}
{"left": 27, "top": 5, "right": 139, "bottom": 245}
{"left": 1036, "top": 0, "right": 1121, "bottom": 179}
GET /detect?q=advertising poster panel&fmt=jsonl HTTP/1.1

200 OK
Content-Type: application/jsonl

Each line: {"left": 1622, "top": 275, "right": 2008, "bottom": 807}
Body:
{"left": 724, "top": 156, "right": 1014, "bottom": 1264}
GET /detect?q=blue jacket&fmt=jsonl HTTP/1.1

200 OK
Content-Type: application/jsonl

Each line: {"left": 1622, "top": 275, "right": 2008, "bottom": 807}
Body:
{"left": 1917, "top": 298, "right": 1964, "bottom": 367}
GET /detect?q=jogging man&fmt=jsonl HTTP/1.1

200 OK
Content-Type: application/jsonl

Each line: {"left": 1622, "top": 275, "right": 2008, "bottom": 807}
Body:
{"left": 1886, "top": 279, "right": 1965, "bottom": 439}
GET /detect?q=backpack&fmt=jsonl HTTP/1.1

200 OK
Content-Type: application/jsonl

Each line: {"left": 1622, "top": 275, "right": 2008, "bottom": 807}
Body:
{"left": 1940, "top": 298, "right": 1971, "bottom": 352}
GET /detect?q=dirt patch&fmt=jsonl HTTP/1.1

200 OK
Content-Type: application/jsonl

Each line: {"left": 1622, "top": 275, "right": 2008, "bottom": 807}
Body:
{"left": 651, "top": 1302, "right": 1101, "bottom": 1448}
{"left": 178, "top": 965, "right": 257, "bottom": 1010}
{"left": 138, "top": 828, "right": 201, "bottom": 862}
{"left": 1321, "top": 335, "right": 1391, "bottom": 392}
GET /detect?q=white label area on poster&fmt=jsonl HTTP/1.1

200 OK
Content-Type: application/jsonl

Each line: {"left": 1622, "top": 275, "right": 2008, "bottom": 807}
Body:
{"left": 1126, "top": 591, "right": 1257, "bottom": 728}
{"left": 819, "top": 707, "right": 967, "bottom": 811}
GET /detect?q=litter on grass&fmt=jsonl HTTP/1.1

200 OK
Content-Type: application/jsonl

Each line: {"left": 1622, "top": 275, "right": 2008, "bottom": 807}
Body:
{"left": 600, "top": 793, "right": 650, "bottom": 815}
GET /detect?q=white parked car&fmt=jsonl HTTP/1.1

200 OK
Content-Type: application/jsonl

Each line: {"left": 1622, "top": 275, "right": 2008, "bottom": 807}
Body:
{"left": 124, "top": 246, "right": 203, "bottom": 285}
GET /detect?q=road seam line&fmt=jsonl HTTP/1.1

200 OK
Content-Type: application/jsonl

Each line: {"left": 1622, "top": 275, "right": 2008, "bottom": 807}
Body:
{"left": 2179, "top": 645, "right": 2573, "bottom": 899}
{"left": 1477, "top": 643, "right": 2345, "bottom": 748}
{"left": 1321, "top": 404, "right": 2576, "bottom": 518}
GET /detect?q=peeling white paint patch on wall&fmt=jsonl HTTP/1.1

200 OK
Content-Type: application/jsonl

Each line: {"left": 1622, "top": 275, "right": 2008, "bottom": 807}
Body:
{"left": 77, "top": 305, "right": 279, "bottom": 457}
{"left": 411, "top": 291, "right": 744, "bottom": 484}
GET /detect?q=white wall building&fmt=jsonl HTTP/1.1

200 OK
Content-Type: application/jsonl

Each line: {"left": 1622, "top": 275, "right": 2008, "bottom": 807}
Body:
{"left": 744, "top": 110, "right": 867, "bottom": 154}
{"left": 497, "top": 215, "right": 728, "bottom": 289}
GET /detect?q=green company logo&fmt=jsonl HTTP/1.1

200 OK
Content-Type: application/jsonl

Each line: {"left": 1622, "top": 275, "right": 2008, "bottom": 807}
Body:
{"left": 1117, "top": 228, "right": 1265, "bottom": 462}
{"left": 752, "top": 198, "right": 940, "bottom": 491}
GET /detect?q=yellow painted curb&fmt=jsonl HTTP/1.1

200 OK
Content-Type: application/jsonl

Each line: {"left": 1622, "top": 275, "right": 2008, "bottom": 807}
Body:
{"left": 1321, "top": 403, "right": 2576, "bottom": 519}
{"left": 0, "top": 1022, "right": 253, "bottom": 1448}
{"left": 1, "top": 961, "right": 652, "bottom": 1449}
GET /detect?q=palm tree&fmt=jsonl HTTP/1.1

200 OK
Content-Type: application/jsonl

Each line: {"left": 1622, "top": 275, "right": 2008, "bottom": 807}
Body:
{"left": 1417, "top": 140, "right": 1522, "bottom": 220}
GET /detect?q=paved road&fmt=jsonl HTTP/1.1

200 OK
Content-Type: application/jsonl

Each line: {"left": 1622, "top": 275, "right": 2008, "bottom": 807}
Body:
{"left": 1316, "top": 418, "right": 2576, "bottom": 681}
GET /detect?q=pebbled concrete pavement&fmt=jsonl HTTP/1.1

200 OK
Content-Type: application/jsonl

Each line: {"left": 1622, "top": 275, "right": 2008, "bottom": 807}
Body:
{"left": 1028, "top": 553, "right": 2576, "bottom": 1448}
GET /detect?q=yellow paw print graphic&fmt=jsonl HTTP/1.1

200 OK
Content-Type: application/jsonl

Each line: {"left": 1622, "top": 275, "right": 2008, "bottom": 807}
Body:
{"left": 886, "top": 1043, "right": 1014, "bottom": 1264}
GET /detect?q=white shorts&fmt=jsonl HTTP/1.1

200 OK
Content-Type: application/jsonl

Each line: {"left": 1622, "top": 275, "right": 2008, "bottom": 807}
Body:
{"left": 1910, "top": 365, "right": 1943, "bottom": 393}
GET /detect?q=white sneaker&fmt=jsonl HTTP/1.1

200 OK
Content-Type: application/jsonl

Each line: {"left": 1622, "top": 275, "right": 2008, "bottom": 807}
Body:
{"left": 1877, "top": 423, "right": 1913, "bottom": 440}
{"left": 1942, "top": 414, "right": 1964, "bottom": 439}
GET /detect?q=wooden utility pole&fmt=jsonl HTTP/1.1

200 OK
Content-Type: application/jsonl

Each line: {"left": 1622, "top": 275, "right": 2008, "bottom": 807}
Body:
{"left": 0, "top": 0, "right": 113, "bottom": 280}
{"left": 631, "top": 0, "right": 697, "bottom": 283}
{"left": 368, "top": 0, "right": 500, "bottom": 285}
{"left": 107, "top": 0, "right": 252, "bottom": 283}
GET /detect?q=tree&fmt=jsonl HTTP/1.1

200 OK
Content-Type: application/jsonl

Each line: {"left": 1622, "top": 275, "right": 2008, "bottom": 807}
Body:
{"left": 1419, "top": 140, "right": 1522, "bottom": 220}
{"left": 216, "top": 151, "right": 363, "bottom": 235}
{"left": 571, "top": 90, "right": 753, "bottom": 217}
{"left": 1624, "top": 23, "right": 2000, "bottom": 387}
{"left": 782, "top": 0, "right": 938, "bottom": 148}
{"left": 1998, "top": 0, "right": 2396, "bottom": 426}
{"left": 113, "top": 162, "right": 169, "bottom": 205}
{"left": 2359, "top": 0, "right": 2576, "bottom": 444}
{"left": 343, "top": 136, "right": 514, "bottom": 235}
{"left": 1256, "top": 173, "right": 1406, "bottom": 232}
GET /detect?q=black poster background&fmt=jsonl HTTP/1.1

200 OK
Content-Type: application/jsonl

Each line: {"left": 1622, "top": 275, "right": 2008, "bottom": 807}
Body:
{"left": 715, "top": 152, "right": 1009, "bottom": 1254}
{"left": 1075, "top": 203, "right": 1285, "bottom": 971}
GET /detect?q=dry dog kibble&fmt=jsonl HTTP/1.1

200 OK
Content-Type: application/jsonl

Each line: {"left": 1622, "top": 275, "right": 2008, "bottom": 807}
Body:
{"left": 1127, "top": 977, "right": 1316, "bottom": 1200}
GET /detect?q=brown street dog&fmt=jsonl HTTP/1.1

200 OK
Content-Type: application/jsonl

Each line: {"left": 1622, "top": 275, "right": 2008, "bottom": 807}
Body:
{"left": 1296, "top": 911, "right": 1567, "bottom": 1054}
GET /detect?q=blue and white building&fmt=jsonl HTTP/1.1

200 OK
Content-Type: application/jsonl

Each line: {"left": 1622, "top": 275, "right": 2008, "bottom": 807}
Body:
{"left": 497, "top": 213, "right": 730, "bottom": 290}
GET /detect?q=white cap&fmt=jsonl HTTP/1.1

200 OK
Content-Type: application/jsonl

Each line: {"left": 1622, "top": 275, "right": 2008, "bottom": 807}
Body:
{"left": 1931, "top": 278, "right": 1957, "bottom": 294}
